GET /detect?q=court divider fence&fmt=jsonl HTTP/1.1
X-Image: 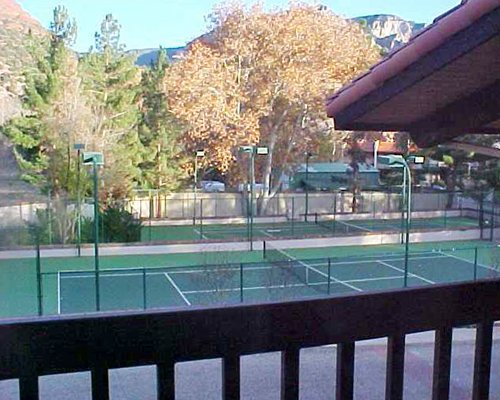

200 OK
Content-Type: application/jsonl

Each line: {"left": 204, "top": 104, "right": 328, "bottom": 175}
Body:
{"left": 0, "top": 190, "right": 498, "bottom": 251}
{"left": 36, "top": 244, "right": 499, "bottom": 316}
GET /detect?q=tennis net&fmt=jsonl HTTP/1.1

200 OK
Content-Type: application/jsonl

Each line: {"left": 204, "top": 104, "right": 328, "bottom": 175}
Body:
{"left": 263, "top": 241, "right": 328, "bottom": 292}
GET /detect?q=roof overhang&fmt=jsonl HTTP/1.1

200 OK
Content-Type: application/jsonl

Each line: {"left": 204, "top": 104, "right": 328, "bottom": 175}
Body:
{"left": 326, "top": 0, "right": 500, "bottom": 148}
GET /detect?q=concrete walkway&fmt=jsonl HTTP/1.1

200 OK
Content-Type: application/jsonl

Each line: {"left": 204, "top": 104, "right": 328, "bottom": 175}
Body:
{"left": 0, "top": 328, "right": 499, "bottom": 399}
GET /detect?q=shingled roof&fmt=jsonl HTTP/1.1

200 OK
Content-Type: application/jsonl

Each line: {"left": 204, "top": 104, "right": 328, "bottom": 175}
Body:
{"left": 326, "top": 0, "right": 500, "bottom": 147}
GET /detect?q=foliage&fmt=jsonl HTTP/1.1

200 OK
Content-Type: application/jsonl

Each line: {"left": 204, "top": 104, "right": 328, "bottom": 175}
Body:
{"left": 165, "top": 3, "right": 380, "bottom": 212}
{"left": 82, "top": 203, "right": 142, "bottom": 243}
{"left": 4, "top": 7, "right": 90, "bottom": 196}
{"left": 138, "top": 47, "right": 187, "bottom": 190}
{"left": 346, "top": 137, "right": 367, "bottom": 212}
{"left": 80, "top": 13, "right": 143, "bottom": 200}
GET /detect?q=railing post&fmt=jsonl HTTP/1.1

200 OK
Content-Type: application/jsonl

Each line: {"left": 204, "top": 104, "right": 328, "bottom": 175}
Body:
{"left": 281, "top": 347, "right": 300, "bottom": 400}
{"left": 91, "top": 367, "right": 109, "bottom": 400}
{"left": 386, "top": 335, "right": 405, "bottom": 400}
{"left": 157, "top": 361, "right": 175, "bottom": 400}
{"left": 336, "top": 342, "right": 355, "bottom": 400}
{"left": 472, "top": 321, "right": 494, "bottom": 400}
{"left": 432, "top": 327, "right": 452, "bottom": 400}
{"left": 222, "top": 355, "right": 240, "bottom": 400}
{"left": 19, "top": 375, "right": 39, "bottom": 400}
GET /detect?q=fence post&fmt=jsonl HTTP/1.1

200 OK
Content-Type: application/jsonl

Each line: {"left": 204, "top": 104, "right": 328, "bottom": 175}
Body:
{"left": 143, "top": 268, "right": 147, "bottom": 310}
{"left": 47, "top": 192, "right": 53, "bottom": 245}
{"left": 291, "top": 197, "right": 295, "bottom": 236}
{"left": 149, "top": 196, "right": 153, "bottom": 242}
{"left": 490, "top": 209, "right": 494, "bottom": 242}
{"left": 199, "top": 199, "right": 204, "bottom": 240}
{"left": 240, "top": 263, "right": 244, "bottom": 303}
{"left": 474, "top": 247, "right": 478, "bottom": 281}
{"left": 36, "top": 231, "right": 42, "bottom": 316}
{"left": 327, "top": 258, "right": 331, "bottom": 295}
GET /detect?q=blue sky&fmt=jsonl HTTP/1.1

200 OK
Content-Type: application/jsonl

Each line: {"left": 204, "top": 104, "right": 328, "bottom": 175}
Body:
{"left": 18, "top": 0, "right": 460, "bottom": 52}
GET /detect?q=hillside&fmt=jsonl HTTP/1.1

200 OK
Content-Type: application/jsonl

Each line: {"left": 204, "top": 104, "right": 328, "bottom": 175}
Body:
{"left": 0, "top": 0, "right": 45, "bottom": 123}
{"left": 132, "top": 14, "right": 426, "bottom": 66}
{"left": 0, "top": 2, "right": 426, "bottom": 205}
{"left": 354, "top": 14, "right": 426, "bottom": 52}
{"left": 0, "top": 0, "right": 46, "bottom": 204}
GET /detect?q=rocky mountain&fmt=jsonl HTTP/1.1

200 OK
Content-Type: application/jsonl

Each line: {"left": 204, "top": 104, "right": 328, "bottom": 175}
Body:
{"left": 0, "top": 0, "right": 46, "bottom": 204}
{"left": 131, "top": 14, "right": 426, "bottom": 66}
{"left": 0, "top": 0, "right": 45, "bottom": 124}
{"left": 354, "top": 14, "right": 426, "bottom": 52}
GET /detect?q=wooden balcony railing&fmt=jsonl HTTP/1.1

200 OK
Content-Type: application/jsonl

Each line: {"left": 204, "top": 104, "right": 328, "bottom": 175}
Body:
{"left": 0, "top": 279, "right": 499, "bottom": 400}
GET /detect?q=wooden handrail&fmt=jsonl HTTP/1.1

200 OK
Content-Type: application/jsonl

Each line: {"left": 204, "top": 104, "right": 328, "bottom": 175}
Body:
{"left": 1, "top": 279, "right": 499, "bottom": 399}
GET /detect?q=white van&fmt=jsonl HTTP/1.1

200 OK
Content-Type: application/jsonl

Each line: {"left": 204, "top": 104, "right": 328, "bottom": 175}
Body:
{"left": 201, "top": 181, "right": 225, "bottom": 192}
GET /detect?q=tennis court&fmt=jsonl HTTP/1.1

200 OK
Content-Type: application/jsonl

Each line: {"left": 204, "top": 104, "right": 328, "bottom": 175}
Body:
{"left": 56, "top": 243, "right": 499, "bottom": 314}
{"left": 141, "top": 215, "right": 480, "bottom": 242}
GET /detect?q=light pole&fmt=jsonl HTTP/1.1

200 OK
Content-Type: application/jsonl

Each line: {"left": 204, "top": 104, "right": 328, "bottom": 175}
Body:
{"left": 240, "top": 145, "right": 268, "bottom": 251}
{"left": 304, "top": 152, "right": 314, "bottom": 222}
{"left": 82, "top": 151, "right": 104, "bottom": 311}
{"left": 74, "top": 143, "right": 85, "bottom": 257}
{"left": 193, "top": 150, "right": 205, "bottom": 225}
{"left": 378, "top": 155, "right": 413, "bottom": 287}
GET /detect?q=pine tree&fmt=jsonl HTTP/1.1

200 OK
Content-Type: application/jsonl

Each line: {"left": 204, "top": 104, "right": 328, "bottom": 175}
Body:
{"left": 80, "top": 14, "right": 143, "bottom": 200}
{"left": 4, "top": 6, "right": 83, "bottom": 194}
{"left": 138, "top": 47, "right": 186, "bottom": 191}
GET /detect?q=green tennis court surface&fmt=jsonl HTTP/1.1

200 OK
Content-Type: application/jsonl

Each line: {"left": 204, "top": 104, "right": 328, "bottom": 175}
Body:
{"left": 1, "top": 239, "right": 496, "bottom": 318}
{"left": 56, "top": 244, "right": 498, "bottom": 314}
{"left": 141, "top": 215, "right": 480, "bottom": 242}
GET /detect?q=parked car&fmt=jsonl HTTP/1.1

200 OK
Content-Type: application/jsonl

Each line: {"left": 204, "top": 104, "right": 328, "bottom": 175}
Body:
{"left": 201, "top": 180, "right": 225, "bottom": 192}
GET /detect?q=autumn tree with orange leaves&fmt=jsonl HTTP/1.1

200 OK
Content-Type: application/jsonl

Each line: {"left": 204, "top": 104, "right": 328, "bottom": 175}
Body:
{"left": 165, "top": 3, "right": 380, "bottom": 213}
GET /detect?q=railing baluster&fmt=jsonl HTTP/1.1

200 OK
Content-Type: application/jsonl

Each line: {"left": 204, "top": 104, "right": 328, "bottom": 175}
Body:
{"left": 157, "top": 362, "right": 175, "bottom": 400}
{"left": 281, "top": 347, "right": 300, "bottom": 400}
{"left": 336, "top": 342, "right": 355, "bottom": 400}
{"left": 91, "top": 367, "right": 109, "bottom": 400}
{"left": 222, "top": 355, "right": 240, "bottom": 400}
{"left": 19, "top": 375, "right": 39, "bottom": 400}
{"left": 432, "top": 327, "right": 452, "bottom": 400}
{"left": 472, "top": 321, "right": 494, "bottom": 400}
{"left": 386, "top": 335, "right": 405, "bottom": 400}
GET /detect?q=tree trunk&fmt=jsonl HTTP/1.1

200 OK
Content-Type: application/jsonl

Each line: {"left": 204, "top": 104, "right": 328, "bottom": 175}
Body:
{"left": 351, "top": 169, "right": 360, "bottom": 213}
{"left": 257, "top": 109, "right": 289, "bottom": 216}
{"left": 446, "top": 169, "right": 456, "bottom": 209}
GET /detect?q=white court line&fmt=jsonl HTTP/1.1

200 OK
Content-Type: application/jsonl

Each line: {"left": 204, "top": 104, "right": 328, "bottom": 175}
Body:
{"left": 182, "top": 275, "right": 405, "bottom": 295}
{"left": 193, "top": 228, "right": 208, "bottom": 240}
{"left": 259, "top": 229, "right": 276, "bottom": 238}
{"left": 328, "top": 254, "right": 449, "bottom": 267}
{"left": 337, "top": 220, "right": 373, "bottom": 232}
{"left": 277, "top": 248, "right": 363, "bottom": 292}
{"left": 56, "top": 255, "right": 450, "bottom": 280}
{"left": 163, "top": 272, "right": 191, "bottom": 305}
{"left": 60, "top": 271, "right": 165, "bottom": 279}
{"left": 57, "top": 271, "right": 61, "bottom": 314}
{"left": 437, "top": 250, "right": 497, "bottom": 272}
{"left": 377, "top": 260, "right": 435, "bottom": 285}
